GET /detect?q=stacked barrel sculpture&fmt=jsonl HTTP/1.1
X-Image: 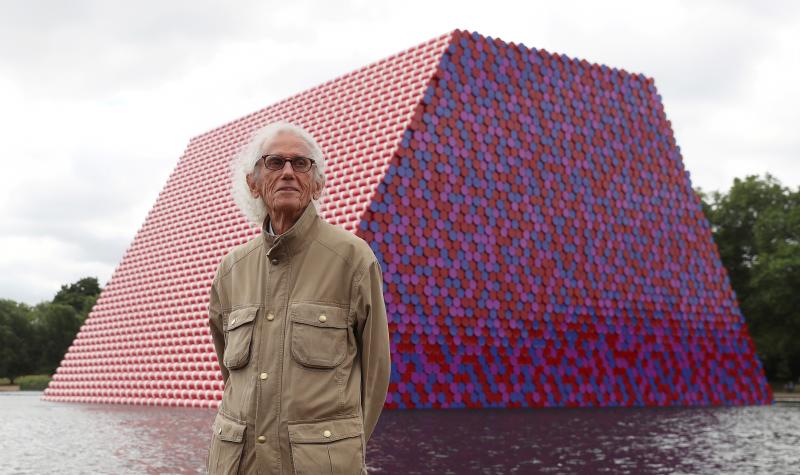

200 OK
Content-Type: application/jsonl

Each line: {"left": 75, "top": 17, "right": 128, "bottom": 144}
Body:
{"left": 44, "top": 30, "right": 772, "bottom": 408}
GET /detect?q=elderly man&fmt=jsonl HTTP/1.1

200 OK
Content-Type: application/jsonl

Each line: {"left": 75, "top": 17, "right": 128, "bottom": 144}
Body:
{"left": 206, "top": 121, "right": 391, "bottom": 474}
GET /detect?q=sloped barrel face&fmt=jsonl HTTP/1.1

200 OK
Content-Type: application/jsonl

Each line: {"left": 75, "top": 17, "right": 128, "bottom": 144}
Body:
{"left": 42, "top": 32, "right": 453, "bottom": 408}
{"left": 356, "top": 31, "right": 771, "bottom": 408}
{"left": 43, "top": 29, "right": 771, "bottom": 409}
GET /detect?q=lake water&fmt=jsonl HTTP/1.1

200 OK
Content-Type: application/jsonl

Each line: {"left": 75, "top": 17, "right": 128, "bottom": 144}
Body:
{"left": 1, "top": 392, "right": 799, "bottom": 474}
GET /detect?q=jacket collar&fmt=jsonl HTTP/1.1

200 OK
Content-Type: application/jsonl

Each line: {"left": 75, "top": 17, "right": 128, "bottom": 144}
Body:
{"left": 262, "top": 203, "right": 318, "bottom": 259}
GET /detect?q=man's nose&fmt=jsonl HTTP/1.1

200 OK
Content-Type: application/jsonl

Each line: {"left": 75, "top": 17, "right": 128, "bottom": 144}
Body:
{"left": 279, "top": 160, "right": 296, "bottom": 177}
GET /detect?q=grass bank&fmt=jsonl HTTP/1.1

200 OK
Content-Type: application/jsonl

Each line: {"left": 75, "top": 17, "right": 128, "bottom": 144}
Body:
{"left": 0, "top": 374, "right": 51, "bottom": 391}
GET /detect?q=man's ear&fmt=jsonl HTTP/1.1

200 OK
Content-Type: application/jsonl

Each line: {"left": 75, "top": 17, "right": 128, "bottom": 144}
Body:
{"left": 312, "top": 177, "right": 325, "bottom": 201}
{"left": 246, "top": 171, "right": 260, "bottom": 199}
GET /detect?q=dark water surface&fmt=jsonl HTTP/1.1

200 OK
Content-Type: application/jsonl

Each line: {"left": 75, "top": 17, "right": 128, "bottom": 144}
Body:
{"left": 2, "top": 392, "right": 798, "bottom": 474}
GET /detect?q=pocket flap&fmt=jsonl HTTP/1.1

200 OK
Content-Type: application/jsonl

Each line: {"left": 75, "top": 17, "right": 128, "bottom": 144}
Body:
{"left": 288, "top": 416, "right": 363, "bottom": 444}
{"left": 290, "top": 303, "right": 348, "bottom": 329}
{"left": 226, "top": 306, "right": 258, "bottom": 331}
{"left": 213, "top": 412, "right": 246, "bottom": 443}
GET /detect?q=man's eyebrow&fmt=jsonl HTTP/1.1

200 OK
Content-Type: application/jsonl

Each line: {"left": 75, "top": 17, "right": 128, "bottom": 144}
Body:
{"left": 263, "top": 153, "right": 310, "bottom": 158}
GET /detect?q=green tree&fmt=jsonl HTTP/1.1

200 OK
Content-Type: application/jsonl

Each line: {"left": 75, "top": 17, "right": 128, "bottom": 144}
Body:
{"left": 697, "top": 174, "right": 800, "bottom": 381}
{"left": 0, "top": 300, "right": 36, "bottom": 384}
{"left": 30, "top": 303, "right": 84, "bottom": 375}
{"left": 52, "top": 276, "right": 101, "bottom": 318}
{"left": 0, "top": 277, "right": 102, "bottom": 383}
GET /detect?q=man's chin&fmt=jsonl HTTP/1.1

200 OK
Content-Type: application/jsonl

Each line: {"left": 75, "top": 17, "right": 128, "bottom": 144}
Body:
{"left": 270, "top": 200, "right": 307, "bottom": 216}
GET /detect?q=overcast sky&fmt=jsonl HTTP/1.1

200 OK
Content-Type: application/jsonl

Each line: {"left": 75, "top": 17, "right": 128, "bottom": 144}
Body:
{"left": 1, "top": 0, "right": 798, "bottom": 305}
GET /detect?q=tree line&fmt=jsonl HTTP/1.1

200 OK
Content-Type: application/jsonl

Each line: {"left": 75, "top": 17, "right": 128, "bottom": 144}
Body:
{"left": 697, "top": 174, "right": 799, "bottom": 383}
{"left": 0, "top": 174, "right": 797, "bottom": 385}
{"left": 0, "top": 277, "right": 101, "bottom": 384}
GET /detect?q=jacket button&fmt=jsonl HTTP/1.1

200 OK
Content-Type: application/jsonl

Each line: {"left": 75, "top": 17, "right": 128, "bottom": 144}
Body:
{"left": 271, "top": 258, "right": 279, "bottom": 265}
{"left": 230, "top": 318, "right": 236, "bottom": 325}
{"left": 257, "top": 435, "right": 266, "bottom": 443}
{"left": 318, "top": 314, "right": 327, "bottom": 323}
{"left": 266, "top": 313, "right": 275, "bottom": 321}
{"left": 259, "top": 372, "right": 268, "bottom": 380}
{"left": 217, "top": 427, "right": 222, "bottom": 435}
{"left": 323, "top": 430, "right": 331, "bottom": 438}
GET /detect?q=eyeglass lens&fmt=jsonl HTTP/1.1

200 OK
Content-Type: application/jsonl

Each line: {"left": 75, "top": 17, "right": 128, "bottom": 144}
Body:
{"left": 263, "top": 155, "right": 313, "bottom": 172}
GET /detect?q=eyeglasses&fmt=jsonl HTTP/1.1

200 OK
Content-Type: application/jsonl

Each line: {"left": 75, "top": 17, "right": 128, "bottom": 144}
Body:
{"left": 260, "top": 154, "right": 315, "bottom": 173}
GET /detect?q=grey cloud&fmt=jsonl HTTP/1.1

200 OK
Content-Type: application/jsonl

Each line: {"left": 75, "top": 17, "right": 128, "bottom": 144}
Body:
{"left": 0, "top": 0, "right": 270, "bottom": 98}
{"left": 723, "top": 0, "right": 800, "bottom": 20}
{"left": 1, "top": 148, "right": 172, "bottom": 269}
{"left": 0, "top": 0, "right": 362, "bottom": 101}
{"left": 0, "top": 274, "right": 60, "bottom": 306}
{"left": 1, "top": 219, "right": 130, "bottom": 268}
{"left": 6, "top": 147, "right": 168, "bottom": 214}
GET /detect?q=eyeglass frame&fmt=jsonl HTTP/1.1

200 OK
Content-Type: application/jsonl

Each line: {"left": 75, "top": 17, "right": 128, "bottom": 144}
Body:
{"left": 260, "top": 154, "right": 316, "bottom": 173}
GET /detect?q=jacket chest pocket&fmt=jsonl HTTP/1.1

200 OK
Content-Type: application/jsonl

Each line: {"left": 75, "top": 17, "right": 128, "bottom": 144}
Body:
{"left": 290, "top": 303, "right": 348, "bottom": 369}
{"left": 223, "top": 306, "right": 259, "bottom": 370}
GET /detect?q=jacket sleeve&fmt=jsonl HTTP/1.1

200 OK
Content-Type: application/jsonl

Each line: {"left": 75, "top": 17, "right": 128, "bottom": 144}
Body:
{"left": 208, "top": 271, "right": 229, "bottom": 384}
{"left": 353, "top": 258, "right": 391, "bottom": 444}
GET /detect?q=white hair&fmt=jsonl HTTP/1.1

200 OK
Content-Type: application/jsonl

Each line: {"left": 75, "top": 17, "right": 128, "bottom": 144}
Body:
{"left": 231, "top": 121, "right": 326, "bottom": 226}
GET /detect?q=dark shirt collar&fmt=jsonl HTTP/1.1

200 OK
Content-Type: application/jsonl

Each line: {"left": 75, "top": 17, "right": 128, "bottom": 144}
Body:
{"left": 261, "top": 203, "right": 318, "bottom": 259}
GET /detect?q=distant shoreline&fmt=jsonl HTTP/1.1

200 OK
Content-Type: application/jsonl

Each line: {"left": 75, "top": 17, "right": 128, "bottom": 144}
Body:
{"left": 2, "top": 383, "right": 797, "bottom": 403}
{"left": 774, "top": 392, "right": 800, "bottom": 404}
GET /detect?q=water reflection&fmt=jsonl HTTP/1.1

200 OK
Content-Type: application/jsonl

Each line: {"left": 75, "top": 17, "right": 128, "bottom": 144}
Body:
{"left": 368, "top": 406, "right": 800, "bottom": 474}
{"left": 2, "top": 393, "right": 798, "bottom": 474}
{"left": 2, "top": 392, "right": 214, "bottom": 474}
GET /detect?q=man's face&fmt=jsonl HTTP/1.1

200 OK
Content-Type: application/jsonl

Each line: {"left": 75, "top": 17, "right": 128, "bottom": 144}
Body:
{"left": 247, "top": 132, "right": 322, "bottom": 220}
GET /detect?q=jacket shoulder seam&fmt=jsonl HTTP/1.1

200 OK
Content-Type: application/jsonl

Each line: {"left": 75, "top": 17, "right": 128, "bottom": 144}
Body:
{"left": 310, "top": 237, "right": 359, "bottom": 270}
{"left": 218, "top": 240, "right": 262, "bottom": 280}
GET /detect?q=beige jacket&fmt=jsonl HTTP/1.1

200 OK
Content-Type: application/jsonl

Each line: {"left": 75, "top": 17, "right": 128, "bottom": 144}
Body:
{"left": 206, "top": 204, "right": 391, "bottom": 475}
